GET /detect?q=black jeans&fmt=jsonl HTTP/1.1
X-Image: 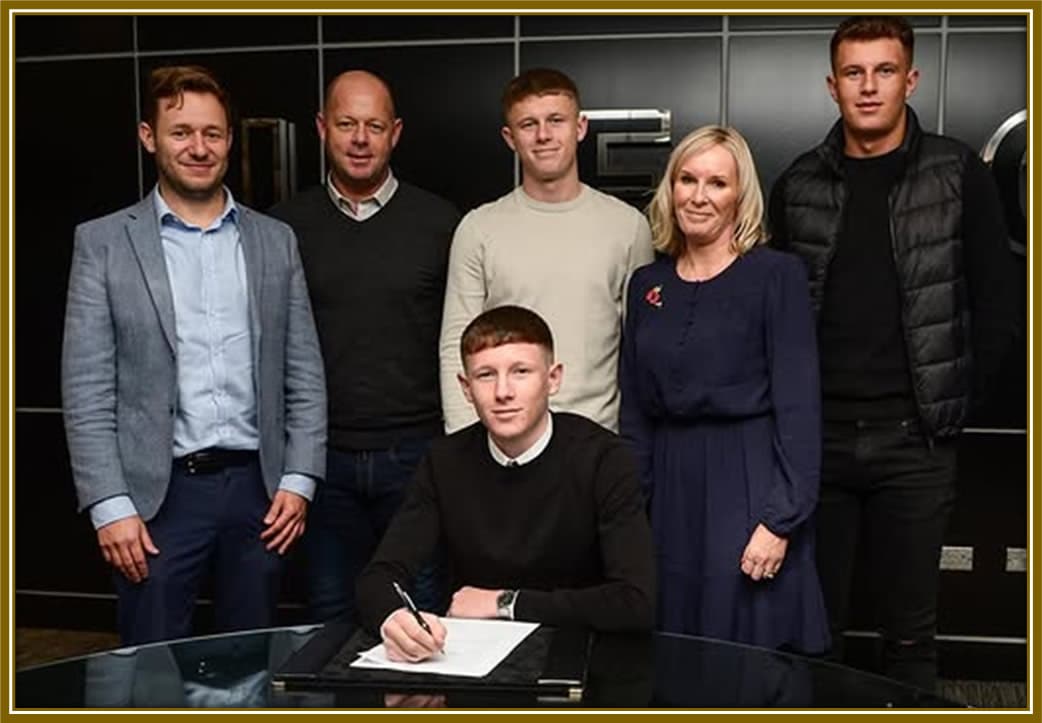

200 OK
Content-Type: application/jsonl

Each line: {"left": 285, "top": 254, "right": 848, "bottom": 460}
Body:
{"left": 816, "top": 418, "right": 957, "bottom": 692}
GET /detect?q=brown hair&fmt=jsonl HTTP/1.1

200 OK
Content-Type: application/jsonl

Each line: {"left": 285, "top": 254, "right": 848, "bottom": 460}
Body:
{"left": 460, "top": 306, "right": 554, "bottom": 365}
{"left": 142, "top": 65, "right": 233, "bottom": 129}
{"left": 830, "top": 16, "right": 915, "bottom": 70}
{"left": 501, "top": 68, "right": 580, "bottom": 120}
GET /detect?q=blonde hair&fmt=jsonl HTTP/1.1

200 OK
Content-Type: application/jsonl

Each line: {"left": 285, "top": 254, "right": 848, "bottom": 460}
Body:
{"left": 647, "top": 125, "right": 766, "bottom": 258}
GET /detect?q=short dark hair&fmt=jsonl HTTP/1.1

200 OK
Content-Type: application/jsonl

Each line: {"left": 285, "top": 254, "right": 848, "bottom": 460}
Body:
{"left": 142, "top": 65, "right": 233, "bottom": 129}
{"left": 501, "top": 68, "right": 580, "bottom": 120}
{"left": 460, "top": 306, "right": 554, "bottom": 364}
{"left": 830, "top": 16, "right": 915, "bottom": 70}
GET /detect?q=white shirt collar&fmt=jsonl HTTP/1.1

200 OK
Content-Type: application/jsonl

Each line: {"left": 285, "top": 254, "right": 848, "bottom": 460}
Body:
{"left": 325, "top": 170, "right": 398, "bottom": 221}
{"left": 488, "top": 412, "right": 554, "bottom": 467}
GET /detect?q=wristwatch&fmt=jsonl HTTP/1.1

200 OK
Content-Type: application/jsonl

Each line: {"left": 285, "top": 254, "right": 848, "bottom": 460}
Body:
{"left": 496, "top": 589, "right": 518, "bottom": 620}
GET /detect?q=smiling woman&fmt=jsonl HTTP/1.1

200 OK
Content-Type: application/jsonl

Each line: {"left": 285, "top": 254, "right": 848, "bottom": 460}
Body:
{"left": 620, "top": 124, "right": 829, "bottom": 654}
{"left": 672, "top": 144, "right": 739, "bottom": 260}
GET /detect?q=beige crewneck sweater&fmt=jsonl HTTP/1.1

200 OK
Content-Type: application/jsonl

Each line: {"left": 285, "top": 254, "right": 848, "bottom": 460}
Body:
{"left": 439, "top": 185, "right": 654, "bottom": 432}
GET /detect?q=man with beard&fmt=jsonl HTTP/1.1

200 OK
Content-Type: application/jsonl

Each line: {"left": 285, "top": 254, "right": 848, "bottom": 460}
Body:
{"left": 62, "top": 65, "right": 327, "bottom": 644}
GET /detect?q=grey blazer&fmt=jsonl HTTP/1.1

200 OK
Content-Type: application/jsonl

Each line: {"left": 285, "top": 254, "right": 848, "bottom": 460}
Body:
{"left": 61, "top": 194, "right": 327, "bottom": 521}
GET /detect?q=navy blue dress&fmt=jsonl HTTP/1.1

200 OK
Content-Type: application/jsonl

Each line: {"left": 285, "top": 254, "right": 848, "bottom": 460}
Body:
{"left": 620, "top": 247, "right": 829, "bottom": 653}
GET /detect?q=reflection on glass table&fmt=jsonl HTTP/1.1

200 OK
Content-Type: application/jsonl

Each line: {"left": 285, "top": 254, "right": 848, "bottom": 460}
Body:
{"left": 15, "top": 625, "right": 962, "bottom": 709}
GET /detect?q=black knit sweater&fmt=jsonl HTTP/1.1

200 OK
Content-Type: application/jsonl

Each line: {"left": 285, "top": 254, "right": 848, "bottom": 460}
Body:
{"left": 269, "top": 182, "right": 459, "bottom": 449}
{"left": 356, "top": 413, "right": 656, "bottom": 633}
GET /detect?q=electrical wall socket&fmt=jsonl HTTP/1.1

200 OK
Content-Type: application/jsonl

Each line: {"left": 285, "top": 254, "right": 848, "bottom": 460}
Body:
{"left": 939, "top": 545, "right": 974, "bottom": 572}
{"left": 1005, "top": 547, "right": 1027, "bottom": 573}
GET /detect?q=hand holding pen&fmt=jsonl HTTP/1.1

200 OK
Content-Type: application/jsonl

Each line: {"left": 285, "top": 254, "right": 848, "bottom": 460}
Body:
{"left": 380, "top": 581, "right": 447, "bottom": 663}
{"left": 393, "top": 581, "right": 435, "bottom": 637}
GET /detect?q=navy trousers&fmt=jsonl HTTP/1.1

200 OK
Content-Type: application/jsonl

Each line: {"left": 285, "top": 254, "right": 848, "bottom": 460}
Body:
{"left": 114, "top": 457, "right": 283, "bottom": 646}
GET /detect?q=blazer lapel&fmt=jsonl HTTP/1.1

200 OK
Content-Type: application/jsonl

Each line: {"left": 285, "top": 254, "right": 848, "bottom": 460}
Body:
{"left": 125, "top": 196, "right": 177, "bottom": 352}
{"left": 237, "top": 207, "right": 264, "bottom": 364}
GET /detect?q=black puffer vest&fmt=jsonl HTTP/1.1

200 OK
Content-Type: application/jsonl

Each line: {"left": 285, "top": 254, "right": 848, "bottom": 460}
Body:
{"left": 774, "top": 108, "right": 972, "bottom": 439}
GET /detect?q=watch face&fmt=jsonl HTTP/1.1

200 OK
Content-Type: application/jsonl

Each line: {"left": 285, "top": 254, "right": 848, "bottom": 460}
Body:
{"left": 497, "top": 590, "right": 516, "bottom": 614}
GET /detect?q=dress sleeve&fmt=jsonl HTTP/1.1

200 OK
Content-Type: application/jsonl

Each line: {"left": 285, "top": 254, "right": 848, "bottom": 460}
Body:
{"left": 513, "top": 438, "right": 656, "bottom": 631}
{"left": 618, "top": 267, "right": 655, "bottom": 501}
{"left": 355, "top": 454, "right": 443, "bottom": 634}
{"left": 759, "top": 256, "right": 822, "bottom": 537}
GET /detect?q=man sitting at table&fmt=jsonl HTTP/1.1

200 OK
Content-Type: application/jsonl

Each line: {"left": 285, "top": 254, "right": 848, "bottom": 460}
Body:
{"left": 356, "top": 305, "right": 656, "bottom": 662}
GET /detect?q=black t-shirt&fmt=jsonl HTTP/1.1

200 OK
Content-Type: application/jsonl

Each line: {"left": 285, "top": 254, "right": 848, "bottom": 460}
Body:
{"left": 818, "top": 149, "right": 917, "bottom": 420}
{"left": 768, "top": 132, "right": 1017, "bottom": 427}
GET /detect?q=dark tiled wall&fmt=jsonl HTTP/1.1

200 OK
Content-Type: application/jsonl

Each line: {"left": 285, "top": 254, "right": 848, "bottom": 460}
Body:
{"left": 14, "top": 14, "right": 1028, "bottom": 650}
{"left": 322, "top": 43, "right": 514, "bottom": 209}
{"left": 16, "top": 58, "right": 140, "bottom": 410}
{"left": 136, "top": 50, "right": 323, "bottom": 197}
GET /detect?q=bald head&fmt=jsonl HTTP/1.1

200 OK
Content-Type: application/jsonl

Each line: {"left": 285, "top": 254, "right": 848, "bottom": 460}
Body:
{"left": 318, "top": 69, "right": 402, "bottom": 202}
{"left": 324, "top": 70, "right": 396, "bottom": 117}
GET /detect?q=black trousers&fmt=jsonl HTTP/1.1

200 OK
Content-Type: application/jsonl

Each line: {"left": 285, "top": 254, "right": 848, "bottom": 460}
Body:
{"left": 815, "top": 418, "right": 957, "bottom": 692}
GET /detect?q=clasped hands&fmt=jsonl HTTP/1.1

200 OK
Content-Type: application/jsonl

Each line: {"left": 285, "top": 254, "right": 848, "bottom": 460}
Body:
{"left": 380, "top": 585, "right": 501, "bottom": 663}
{"left": 740, "top": 522, "right": 788, "bottom": 582}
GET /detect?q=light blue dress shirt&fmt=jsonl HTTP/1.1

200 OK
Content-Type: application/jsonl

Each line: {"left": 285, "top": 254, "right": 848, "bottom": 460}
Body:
{"left": 90, "top": 188, "right": 314, "bottom": 529}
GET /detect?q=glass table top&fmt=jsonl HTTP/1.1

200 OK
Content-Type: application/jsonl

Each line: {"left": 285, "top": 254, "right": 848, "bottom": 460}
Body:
{"left": 15, "top": 624, "right": 962, "bottom": 709}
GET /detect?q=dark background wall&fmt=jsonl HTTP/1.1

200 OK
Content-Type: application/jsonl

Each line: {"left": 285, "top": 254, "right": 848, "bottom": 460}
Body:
{"left": 13, "top": 13, "right": 1028, "bottom": 679}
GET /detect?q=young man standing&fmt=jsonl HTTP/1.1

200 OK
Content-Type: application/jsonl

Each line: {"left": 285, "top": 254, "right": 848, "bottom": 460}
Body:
{"left": 269, "top": 70, "right": 458, "bottom": 624}
{"left": 768, "top": 16, "right": 1016, "bottom": 690}
{"left": 62, "top": 66, "right": 327, "bottom": 644}
{"left": 438, "top": 68, "right": 654, "bottom": 434}
{"left": 358, "top": 306, "right": 655, "bottom": 662}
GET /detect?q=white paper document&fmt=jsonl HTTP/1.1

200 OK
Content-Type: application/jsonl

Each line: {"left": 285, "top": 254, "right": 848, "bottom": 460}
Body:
{"left": 350, "top": 618, "right": 539, "bottom": 678}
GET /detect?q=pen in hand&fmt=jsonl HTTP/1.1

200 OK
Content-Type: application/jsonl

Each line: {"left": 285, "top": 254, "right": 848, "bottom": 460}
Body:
{"left": 393, "top": 581, "right": 442, "bottom": 651}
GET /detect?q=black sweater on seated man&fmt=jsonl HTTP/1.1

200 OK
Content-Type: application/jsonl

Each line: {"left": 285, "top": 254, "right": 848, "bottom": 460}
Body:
{"left": 356, "top": 412, "right": 656, "bottom": 633}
